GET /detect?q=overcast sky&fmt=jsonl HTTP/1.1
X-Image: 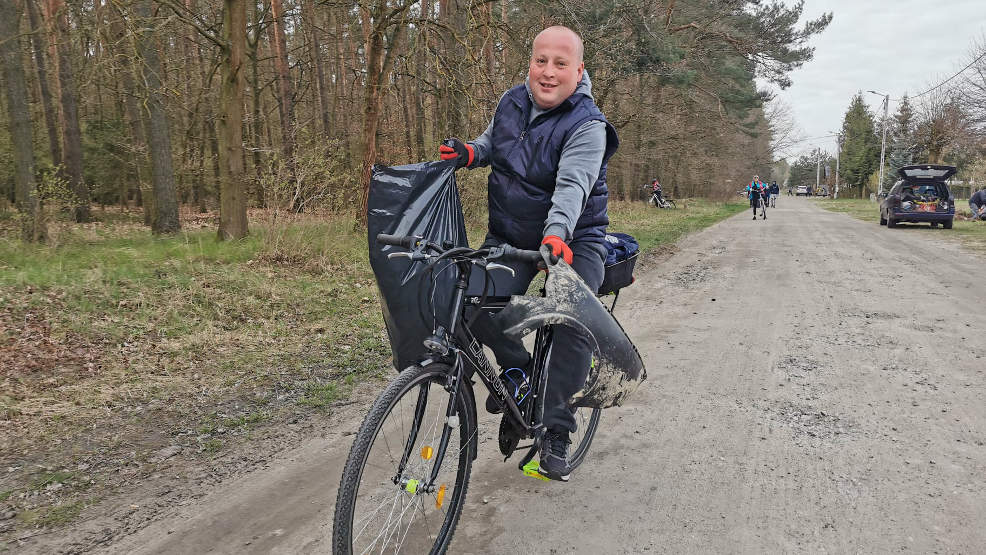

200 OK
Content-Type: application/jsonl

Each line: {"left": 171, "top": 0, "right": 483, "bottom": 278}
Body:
{"left": 766, "top": 0, "right": 986, "bottom": 160}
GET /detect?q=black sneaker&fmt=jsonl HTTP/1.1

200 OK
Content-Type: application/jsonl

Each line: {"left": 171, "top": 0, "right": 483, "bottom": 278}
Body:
{"left": 538, "top": 429, "right": 572, "bottom": 482}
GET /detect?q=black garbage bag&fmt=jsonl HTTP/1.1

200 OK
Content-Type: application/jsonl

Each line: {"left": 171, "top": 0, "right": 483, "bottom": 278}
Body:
{"left": 367, "top": 160, "right": 467, "bottom": 371}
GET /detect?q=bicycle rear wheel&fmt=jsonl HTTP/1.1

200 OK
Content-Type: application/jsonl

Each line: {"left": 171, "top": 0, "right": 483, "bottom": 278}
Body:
{"left": 567, "top": 405, "right": 601, "bottom": 469}
{"left": 532, "top": 329, "right": 602, "bottom": 472}
{"left": 333, "top": 363, "right": 476, "bottom": 554}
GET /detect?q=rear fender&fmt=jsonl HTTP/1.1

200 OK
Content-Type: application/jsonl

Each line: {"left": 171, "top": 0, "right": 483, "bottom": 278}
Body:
{"left": 493, "top": 258, "right": 646, "bottom": 408}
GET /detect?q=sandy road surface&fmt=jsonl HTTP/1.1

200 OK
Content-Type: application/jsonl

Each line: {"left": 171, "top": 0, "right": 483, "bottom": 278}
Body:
{"left": 49, "top": 198, "right": 986, "bottom": 553}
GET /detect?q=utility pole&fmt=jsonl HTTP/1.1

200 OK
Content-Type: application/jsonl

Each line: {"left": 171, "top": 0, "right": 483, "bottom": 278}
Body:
{"left": 869, "top": 90, "right": 890, "bottom": 196}
{"left": 834, "top": 133, "right": 841, "bottom": 199}
{"left": 815, "top": 149, "right": 821, "bottom": 195}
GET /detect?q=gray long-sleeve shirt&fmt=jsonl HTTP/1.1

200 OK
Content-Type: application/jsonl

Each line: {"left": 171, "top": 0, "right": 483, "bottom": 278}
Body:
{"left": 467, "top": 71, "right": 607, "bottom": 242}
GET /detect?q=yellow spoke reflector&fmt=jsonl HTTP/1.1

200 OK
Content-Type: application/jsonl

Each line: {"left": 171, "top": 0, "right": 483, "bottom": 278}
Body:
{"left": 404, "top": 479, "right": 419, "bottom": 494}
{"left": 436, "top": 484, "right": 447, "bottom": 509}
{"left": 421, "top": 446, "right": 434, "bottom": 460}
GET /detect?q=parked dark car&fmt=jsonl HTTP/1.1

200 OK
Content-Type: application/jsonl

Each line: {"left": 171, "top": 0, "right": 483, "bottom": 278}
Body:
{"left": 879, "top": 164, "right": 956, "bottom": 229}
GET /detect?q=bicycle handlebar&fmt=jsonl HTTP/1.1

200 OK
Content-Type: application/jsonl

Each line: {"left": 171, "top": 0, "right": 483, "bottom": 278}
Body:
{"left": 376, "top": 233, "right": 420, "bottom": 248}
{"left": 376, "top": 233, "right": 543, "bottom": 265}
{"left": 496, "top": 244, "right": 543, "bottom": 264}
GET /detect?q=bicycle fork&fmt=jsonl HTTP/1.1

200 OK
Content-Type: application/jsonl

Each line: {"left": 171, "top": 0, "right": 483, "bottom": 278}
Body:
{"left": 392, "top": 271, "right": 474, "bottom": 499}
{"left": 391, "top": 357, "right": 465, "bottom": 500}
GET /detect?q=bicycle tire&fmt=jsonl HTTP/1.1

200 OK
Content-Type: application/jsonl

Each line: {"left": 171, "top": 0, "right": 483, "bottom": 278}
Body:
{"left": 333, "top": 363, "right": 475, "bottom": 555}
{"left": 567, "top": 406, "right": 602, "bottom": 470}
{"left": 531, "top": 328, "right": 602, "bottom": 472}
{"left": 667, "top": 199, "right": 677, "bottom": 209}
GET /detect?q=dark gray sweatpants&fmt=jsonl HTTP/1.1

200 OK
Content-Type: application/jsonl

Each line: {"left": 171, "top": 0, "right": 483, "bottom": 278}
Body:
{"left": 466, "top": 233, "right": 606, "bottom": 434}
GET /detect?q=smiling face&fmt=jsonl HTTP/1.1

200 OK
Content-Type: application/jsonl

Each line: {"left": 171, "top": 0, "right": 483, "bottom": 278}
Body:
{"left": 528, "top": 27, "right": 584, "bottom": 110}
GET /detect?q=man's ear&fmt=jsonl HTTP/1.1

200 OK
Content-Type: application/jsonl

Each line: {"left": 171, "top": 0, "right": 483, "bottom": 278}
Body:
{"left": 577, "top": 63, "right": 584, "bottom": 81}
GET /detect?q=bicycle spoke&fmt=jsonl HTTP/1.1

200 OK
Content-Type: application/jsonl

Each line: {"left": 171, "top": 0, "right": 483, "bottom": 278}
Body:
{"left": 357, "top": 489, "right": 403, "bottom": 554}
{"left": 337, "top": 364, "right": 474, "bottom": 555}
{"left": 353, "top": 488, "right": 399, "bottom": 544}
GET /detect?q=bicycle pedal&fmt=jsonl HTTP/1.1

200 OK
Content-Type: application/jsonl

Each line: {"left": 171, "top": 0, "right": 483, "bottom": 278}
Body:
{"left": 521, "top": 460, "right": 551, "bottom": 482}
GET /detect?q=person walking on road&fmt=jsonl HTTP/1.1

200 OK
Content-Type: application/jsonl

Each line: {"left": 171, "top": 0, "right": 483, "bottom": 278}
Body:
{"left": 769, "top": 181, "right": 779, "bottom": 207}
{"left": 438, "top": 25, "right": 618, "bottom": 482}
{"left": 746, "top": 177, "right": 765, "bottom": 220}
{"left": 969, "top": 188, "right": 986, "bottom": 221}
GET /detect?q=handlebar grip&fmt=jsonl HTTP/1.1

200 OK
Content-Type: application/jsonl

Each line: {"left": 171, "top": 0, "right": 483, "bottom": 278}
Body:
{"left": 376, "top": 233, "right": 416, "bottom": 248}
{"left": 498, "top": 244, "right": 542, "bottom": 264}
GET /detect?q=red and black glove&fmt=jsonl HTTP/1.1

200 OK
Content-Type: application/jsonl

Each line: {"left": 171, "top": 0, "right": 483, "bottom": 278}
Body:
{"left": 439, "top": 138, "right": 474, "bottom": 169}
{"left": 541, "top": 235, "right": 573, "bottom": 265}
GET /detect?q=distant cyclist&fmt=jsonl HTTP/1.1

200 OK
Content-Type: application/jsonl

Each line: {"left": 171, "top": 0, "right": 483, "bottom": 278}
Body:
{"left": 651, "top": 178, "right": 663, "bottom": 206}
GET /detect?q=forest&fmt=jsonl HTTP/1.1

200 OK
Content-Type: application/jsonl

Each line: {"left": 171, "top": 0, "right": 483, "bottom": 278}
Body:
{"left": 1, "top": 0, "right": 832, "bottom": 241}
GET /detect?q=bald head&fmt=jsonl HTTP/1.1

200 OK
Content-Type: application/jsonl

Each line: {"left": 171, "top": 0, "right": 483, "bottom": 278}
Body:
{"left": 528, "top": 25, "right": 585, "bottom": 109}
{"left": 533, "top": 25, "right": 584, "bottom": 62}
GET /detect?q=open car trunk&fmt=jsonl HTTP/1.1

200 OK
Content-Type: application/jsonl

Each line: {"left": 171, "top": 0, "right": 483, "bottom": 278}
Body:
{"left": 899, "top": 182, "right": 950, "bottom": 213}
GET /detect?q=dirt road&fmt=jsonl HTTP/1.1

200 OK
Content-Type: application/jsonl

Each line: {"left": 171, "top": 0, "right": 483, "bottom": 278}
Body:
{"left": 39, "top": 198, "right": 986, "bottom": 553}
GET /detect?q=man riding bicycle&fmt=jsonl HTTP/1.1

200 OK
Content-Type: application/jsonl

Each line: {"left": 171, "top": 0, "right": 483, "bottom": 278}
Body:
{"left": 439, "top": 25, "right": 618, "bottom": 481}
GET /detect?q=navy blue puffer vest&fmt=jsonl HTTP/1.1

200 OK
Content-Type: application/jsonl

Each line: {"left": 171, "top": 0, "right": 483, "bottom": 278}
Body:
{"left": 487, "top": 84, "right": 619, "bottom": 250}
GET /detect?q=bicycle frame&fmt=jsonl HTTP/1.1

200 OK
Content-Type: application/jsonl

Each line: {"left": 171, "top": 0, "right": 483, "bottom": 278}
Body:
{"left": 391, "top": 258, "right": 547, "bottom": 491}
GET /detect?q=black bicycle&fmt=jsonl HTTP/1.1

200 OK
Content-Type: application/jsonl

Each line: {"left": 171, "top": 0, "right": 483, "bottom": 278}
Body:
{"left": 332, "top": 235, "right": 615, "bottom": 554}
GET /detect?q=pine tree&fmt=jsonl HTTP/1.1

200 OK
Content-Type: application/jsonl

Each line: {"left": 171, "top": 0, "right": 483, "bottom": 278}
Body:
{"left": 883, "top": 95, "right": 915, "bottom": 192}
{"left": 838, "top": 92, "right": 880, "bottom": 197}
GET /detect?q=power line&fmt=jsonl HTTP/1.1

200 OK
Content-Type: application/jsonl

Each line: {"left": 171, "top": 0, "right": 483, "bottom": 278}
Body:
{"left": 909, "top": 49, "right": 986, "bottom": 100}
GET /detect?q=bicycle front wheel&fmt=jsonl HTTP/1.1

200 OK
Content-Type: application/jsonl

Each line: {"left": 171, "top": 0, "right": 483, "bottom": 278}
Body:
{"left": 333, "top": 363, "right": 476, "bottom": 554}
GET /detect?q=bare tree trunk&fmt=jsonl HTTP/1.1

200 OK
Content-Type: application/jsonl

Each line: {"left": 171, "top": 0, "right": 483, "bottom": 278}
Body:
{"left": 413, "top": 21, "right": 427, "bottom": 161}
{"left": 109, "top": 6, "right": 152, "bottom": 223}
{"left": 356, "top": 5, "right": 407, "bottom": 225}
{"left": 246, "top": 3, "right": 263, "bottom": 205}
{"left": 0, "top": 0, "right": 46, "bottom": 241}
{"left": 180, "top": 0, "right": 200, "bottom": 211}
{"left": 134, "top": 0, "right": 180, "bottom": 233}
{"left": 356, "top": 4, "right": 383, "bottom": 225}
{"left": 268, "top": 0, "right": 296, "bottom": 190}
{"left": 218, "top": 0, "right": 248, "bottom": 240}
{"left": 44, "top": 0, "right": 89, "bottom": 222}
{"left": 303, "top": 0, "right": 331, "bottom": 136}
{"left": 24, "top": 0, "right": 61, "bottom": 169}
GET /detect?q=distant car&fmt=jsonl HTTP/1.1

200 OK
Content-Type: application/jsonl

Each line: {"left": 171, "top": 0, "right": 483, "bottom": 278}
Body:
{"left": 880, "top": 164, "right": 955, "bottom": 229}
{"left": 796, "top": 185, "right": 809, "bottom": 196}
{"left": 816, "top": 187, "right": 829, "bottom": 197}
